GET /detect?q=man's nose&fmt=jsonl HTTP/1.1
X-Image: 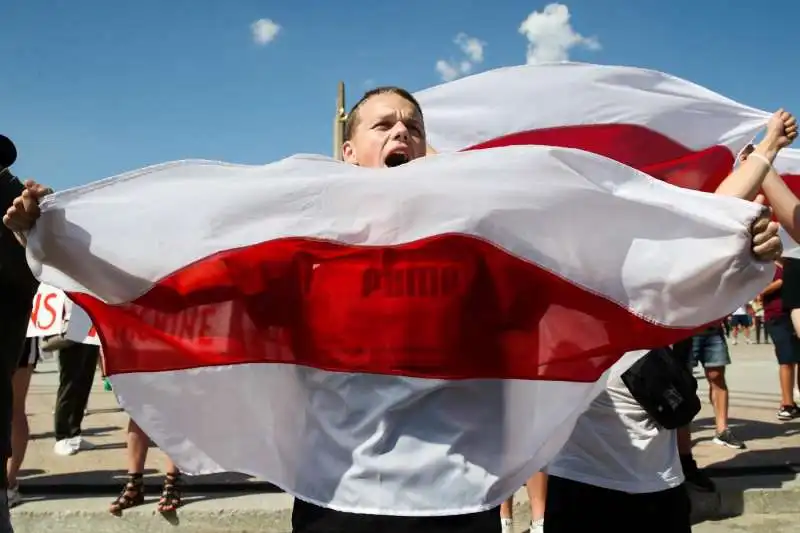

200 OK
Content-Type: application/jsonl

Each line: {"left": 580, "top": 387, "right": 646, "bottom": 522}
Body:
{"left": 389, "top": 122, "right": 410, "bottom": 141}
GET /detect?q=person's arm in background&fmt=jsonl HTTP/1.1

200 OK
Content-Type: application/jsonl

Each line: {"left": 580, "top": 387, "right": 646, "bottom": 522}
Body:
{"left": 761, "top": 277, "right": 783, "bottom": 296}
{"left": 715, "top": 110, "right": 797, "bottom": 199}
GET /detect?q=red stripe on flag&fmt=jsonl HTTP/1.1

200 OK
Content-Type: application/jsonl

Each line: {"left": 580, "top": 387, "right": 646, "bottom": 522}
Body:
{"left": 771, "top": 173, "right": 800, "bottom": 222}
{"left": 759, "top": 174, "right": 799, "bottom": 220}
{"left": 783, "top": 174, "right": 800, "bottom": 197}
{"left": 463, "top": 124, "right": 735, "bottom": 192}
{"left": 72, "top": 235, "right": 698, "bottom": 382}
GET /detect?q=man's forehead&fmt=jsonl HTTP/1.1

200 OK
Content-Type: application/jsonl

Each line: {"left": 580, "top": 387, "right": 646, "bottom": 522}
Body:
{"left": 360, "top": 93, "right": 421, "bottom": 119}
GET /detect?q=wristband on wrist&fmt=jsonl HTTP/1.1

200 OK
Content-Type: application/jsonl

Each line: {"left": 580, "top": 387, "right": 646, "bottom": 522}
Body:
{"left": 748, "top": 151, "right": 774, "bottom": 168}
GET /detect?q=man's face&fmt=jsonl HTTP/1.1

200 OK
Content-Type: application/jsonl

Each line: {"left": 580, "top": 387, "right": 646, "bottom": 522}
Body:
{"left": 342, "top": 92, "right": 426, "bottom": 168}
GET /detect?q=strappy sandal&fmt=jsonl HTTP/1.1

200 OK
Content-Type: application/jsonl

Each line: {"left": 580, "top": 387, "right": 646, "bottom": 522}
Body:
{"left": 157, "top": 472, "right": 182, "bottom": 513}
{"left": 109, "top": 473, "right": 145, "bottom": 515}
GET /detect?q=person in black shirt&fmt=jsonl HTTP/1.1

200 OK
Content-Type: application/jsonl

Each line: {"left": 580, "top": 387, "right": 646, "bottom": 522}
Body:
{"left": 1, "top": 134, "right": 39, "bottom": 533}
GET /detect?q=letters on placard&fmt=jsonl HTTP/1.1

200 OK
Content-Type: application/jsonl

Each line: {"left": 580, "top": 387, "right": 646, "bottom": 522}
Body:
{"left": 27, "top": 285, "right": 66, "bottom": 337}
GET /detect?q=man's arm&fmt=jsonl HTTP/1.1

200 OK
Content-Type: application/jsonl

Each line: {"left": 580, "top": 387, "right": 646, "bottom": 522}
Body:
{"left": 715, "top": 110, "right": 796, "bottom": 199}
{"left": 714, "top": 140, "right": 779, "bottom": 199}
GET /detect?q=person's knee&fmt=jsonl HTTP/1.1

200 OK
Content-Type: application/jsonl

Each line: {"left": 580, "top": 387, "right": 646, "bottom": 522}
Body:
{"left": 705, "top": 368, "right": 727, "bottom": 389}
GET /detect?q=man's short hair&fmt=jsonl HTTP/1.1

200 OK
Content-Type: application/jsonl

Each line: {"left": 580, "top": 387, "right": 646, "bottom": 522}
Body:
{"left": 343, "top": 86, "right": 424, "bottom": 142}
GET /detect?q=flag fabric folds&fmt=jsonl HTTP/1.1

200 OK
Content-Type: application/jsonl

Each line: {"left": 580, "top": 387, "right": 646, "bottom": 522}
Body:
{"left": 417, "top": 62, "right": 770, "bottom": 191}
{"left": 775, "top": 148, "right": 800, "bottom": 258}
{"left": 26, "top": 144, "right": 771, "bottom": 514}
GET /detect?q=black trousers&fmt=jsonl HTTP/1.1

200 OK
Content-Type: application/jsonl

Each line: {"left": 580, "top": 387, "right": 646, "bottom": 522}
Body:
{"left": 291, "top": 499, "right": 501, "bottom": 533}
{"left": 545, "top": 475, "right": 691, "bottom": 533}
{"left": 54, "top": 343, "right": 99, "bottom": 441}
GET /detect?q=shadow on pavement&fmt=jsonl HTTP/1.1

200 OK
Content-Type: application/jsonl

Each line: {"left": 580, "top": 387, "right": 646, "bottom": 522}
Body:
{"left": 689, "top": 446, "right": 800, "bottom": 526}
{"left": 29, "top": 425, "right": 123, "bottom": 441}
{"left": 17, "top": 469, "right": 284, "bottom": 496}
{"left": 692, "top": 416, "right": 800, "bottom": 471}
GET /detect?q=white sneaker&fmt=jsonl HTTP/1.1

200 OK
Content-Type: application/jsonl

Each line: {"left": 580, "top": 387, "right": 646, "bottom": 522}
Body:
{"left": 71, "top": 436, "right": 96, "bottom": 451}
{"left": 501, "top": 518, "right": 514, "bottom": 533}
{"left": 54, "top": 438, "right": 79, "bottom": 456}
{"left": 54, "top": 436, "right": 95, "bottom": 456}
{"left": 529, "top": 518, "right": 545, "bottom": 533}
{"left": 7, "top": 485, "right": 21, "bottom": 508}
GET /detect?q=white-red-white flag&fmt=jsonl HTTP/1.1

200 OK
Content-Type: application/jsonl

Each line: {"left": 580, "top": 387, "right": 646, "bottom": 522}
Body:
{"left": 417, "top": 62, "right": 769, "bottom": 191}
{"left": 62, "top": 63, "right": 778, "bottom": 351}
{"left": 56, "top": 63, "right": 777, "bottom": 348}
{"left": 27, "top": 143, "right": 771, "bottom": 514}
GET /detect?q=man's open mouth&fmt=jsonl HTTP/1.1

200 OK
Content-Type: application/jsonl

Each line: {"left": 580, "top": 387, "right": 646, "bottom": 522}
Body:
{"left": 384, "top": 152, "right": 410, "bottom": 167}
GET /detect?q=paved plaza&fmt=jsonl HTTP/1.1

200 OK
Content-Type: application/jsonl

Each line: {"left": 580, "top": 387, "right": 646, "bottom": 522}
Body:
{"left": 9, "top": 341, "right": 800, "bottom": 532}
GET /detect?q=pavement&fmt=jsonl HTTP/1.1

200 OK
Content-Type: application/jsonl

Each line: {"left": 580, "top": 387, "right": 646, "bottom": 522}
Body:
{"left": 9, "top": 340, "right": 800, "bottom": 532}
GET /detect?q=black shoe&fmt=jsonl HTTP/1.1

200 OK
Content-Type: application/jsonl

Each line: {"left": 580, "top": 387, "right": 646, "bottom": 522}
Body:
{"left": 681, "top": 456, "right": 716, "bottom": 492}
{"left": 712, "top": 428, "right": 746, "bottom": 450}
{"left": 777, "top": 404, "right": 800, "bottom": 421}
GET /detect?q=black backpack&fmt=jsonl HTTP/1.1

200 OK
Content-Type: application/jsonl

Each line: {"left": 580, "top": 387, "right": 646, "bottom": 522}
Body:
{"left": 620, "top": 345, "right": 701, "bottom": 429}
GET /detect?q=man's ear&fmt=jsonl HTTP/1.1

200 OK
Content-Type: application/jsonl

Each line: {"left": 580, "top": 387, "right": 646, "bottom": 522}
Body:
{"left": 342, "top": 140, "right": 357, "bottom": 164}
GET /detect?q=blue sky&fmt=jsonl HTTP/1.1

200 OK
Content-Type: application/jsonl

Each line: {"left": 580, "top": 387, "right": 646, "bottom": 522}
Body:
{"left": 3, "top": 0, "right": 799, "bottom": 189}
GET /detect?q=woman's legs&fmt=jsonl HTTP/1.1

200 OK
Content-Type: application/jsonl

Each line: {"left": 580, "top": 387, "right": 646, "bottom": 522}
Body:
{"left": 7, "top": 367, "right": 34, "bottom": 492}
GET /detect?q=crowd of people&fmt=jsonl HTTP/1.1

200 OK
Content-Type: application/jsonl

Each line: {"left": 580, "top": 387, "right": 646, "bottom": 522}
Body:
{"left": 1, "top": 86, "right": 799, "bottom": 533}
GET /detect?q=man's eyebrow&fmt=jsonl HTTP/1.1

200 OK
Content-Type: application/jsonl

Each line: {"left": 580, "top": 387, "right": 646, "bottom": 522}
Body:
{"left": 368, "top": 109, "right": 424, "bottom": 129}
{"left": 402, "top": 114, "right": 424, "bottom": 127}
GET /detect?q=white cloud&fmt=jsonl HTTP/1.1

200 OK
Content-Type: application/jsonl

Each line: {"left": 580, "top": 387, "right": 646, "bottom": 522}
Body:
{"left": 455, "top": 33, "right": 485, "bottom": 63}
{"left": 519, "top": 3, "right": 600, "bottom": 64}
{"left": 435, "top": 60, "right": 461, "bottom": 82}
{"left": 435, "top": 33, "right": 487, "bottom": 82}
{"left": 251, "top": 18, "right": 281, "bottom": 45}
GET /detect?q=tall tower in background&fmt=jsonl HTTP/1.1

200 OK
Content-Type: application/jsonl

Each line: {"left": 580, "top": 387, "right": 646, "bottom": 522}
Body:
{"left": 333, "top": 82, "right": 346, "bottom": 160}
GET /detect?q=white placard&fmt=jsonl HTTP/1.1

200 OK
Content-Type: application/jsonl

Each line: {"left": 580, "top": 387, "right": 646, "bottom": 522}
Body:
{"left": 26, "top": 284, "right": 66, "bottom": 337}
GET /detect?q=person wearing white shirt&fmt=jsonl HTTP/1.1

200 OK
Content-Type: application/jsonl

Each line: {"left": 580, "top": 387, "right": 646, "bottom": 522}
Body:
{"left": 729, "top": 305, "right": 752, "bottom": 345}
